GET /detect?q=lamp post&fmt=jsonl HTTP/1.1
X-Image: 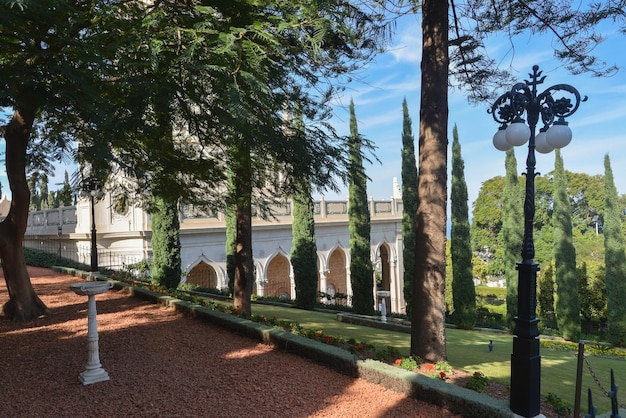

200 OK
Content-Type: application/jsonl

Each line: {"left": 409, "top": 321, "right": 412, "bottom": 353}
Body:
{"left": 489, "top": 65, "right": 586, "bottom": 418}
{"left": 81, "top": 179, "right": 100, "bottom": 275}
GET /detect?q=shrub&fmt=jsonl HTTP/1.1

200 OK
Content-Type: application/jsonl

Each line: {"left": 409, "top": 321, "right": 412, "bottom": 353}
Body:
{"left": 396, "top": 356, "right": 421, "bottom": 371}
{"left": 465, "top": 371, "right": 489, "bottom": 393}
{"left": 545, "top": 393, "right": 572, "bottom": 416}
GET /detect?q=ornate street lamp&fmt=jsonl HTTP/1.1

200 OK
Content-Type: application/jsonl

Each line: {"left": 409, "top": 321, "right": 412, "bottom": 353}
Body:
{"left": 489, "top": 65, "right": 586, "bottom": 418}
{"left": 81, "top": 178, "right": 101, "bottom": 275}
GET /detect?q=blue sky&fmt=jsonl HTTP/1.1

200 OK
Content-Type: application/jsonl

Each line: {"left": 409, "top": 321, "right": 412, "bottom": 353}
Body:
{"left": 324, "top": 13, "right": 626, "bottom": 210}
{"left": 2, "top": 12, "right": 625, "bottom": 211}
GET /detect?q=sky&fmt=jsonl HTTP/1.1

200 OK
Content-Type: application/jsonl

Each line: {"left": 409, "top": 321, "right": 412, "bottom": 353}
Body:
{"left": 2, "top": 11, "right": 625, "bottom": 212}
{"left": 321, "top": 13, "right": 626, "bottom": 211}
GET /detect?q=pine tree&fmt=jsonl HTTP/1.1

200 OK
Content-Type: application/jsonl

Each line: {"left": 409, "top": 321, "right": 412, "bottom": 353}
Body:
{"left": 411, "top": 0, "right": 448, "bottom": 362}
{"left": 603, "top": 154, "right": 626, "bottom": 345}
{"left": 450, "top": 125, "right": 476, "bottom": 329}
{"left": 553, "top": 149, "right": 580, "bottom": 341}
{"left": 401, "top": 98, "right": 418, "bottom": 316}
{"left": 291, "top": 111, "right": 318, "bottom": 309}
{"left": 502, "top": 148, "right": 523, "bottom": 329}
{"left": 348, "top": 100, "right": 374, "bottom": 315}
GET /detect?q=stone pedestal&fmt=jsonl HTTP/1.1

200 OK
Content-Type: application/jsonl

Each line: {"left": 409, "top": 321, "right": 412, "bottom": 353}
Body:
{"left": 70, "top": 281, "right": 113, "bottom": 385}
{"left": 376, "top": 290, "right": 391, "bottom": 322}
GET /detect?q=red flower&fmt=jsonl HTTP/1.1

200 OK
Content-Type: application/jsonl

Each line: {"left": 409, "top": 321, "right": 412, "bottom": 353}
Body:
{"left": 394, "top": 359, "right": 402, "bottom": 365}
{"left": 439, "top": 372, "right": 447, "bottom": 379}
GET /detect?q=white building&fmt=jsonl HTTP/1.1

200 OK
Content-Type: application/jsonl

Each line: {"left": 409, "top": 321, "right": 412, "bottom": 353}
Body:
{"left": 24, "top": 188, "right": 407, "bottom": 313}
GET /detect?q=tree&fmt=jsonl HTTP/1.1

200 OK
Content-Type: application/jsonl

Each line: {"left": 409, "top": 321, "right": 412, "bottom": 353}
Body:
{"left": 400, "top": 98, "right": 418, "bottom": 315}
{"left": 149, "top": 194, "right": 181, "bottom": 289}
{"left": 578, "top": 261, "right": 607, "bottom": 328}
{"left": 553, "top": 149, "right": 580, "bottom": 341}
{"left": 471, "top": 176, "right": 505, "bottom": 266}
{"left": 0, "top": 1, "right": 107, "bottom": 320}
{"left": 537, "top": 263, "right": 555, "bottom": 327}
{"left": 38, "top": 175, "right": 49, "bottom": 210}
{"left": 411, "top": 0, "right": 448, "bottom": 363}
{"left": 1, "top": 1, "right": 388, "bottom": 320}
{"left": 225, "top": 175, "right": 236, "bottom": 294}
{"left": 502, "top": 148, "right": 523, "bottom": 328}
{"left": 348, "top": 100, "right": 374, "bottom": 315}
{"left": 450, "top": 125, "right": 476, "bottom": 329}
{"left": 291, "top": 112, "right": 319, "bottom": 310}
{"left": 603, "top": 154, "right": 626, "bottom": 346}
{"left": 229, "top": 138, "right": 254, "bottom": 316}
{"left": 57, "top": 171, "right": 73, "bottom": 207}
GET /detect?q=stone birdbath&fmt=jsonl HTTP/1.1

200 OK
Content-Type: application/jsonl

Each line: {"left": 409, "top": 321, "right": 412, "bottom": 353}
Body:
{"left": 70, "top": 280, "right": 113, "bottom": 385}
{"left": 376, "top": 290, "right": 391, "bottom": 322}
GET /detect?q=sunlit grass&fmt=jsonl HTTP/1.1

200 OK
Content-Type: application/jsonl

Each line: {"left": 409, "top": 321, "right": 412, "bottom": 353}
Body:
{"left": 208, "top": 299, "right": 624, "bottom": 413}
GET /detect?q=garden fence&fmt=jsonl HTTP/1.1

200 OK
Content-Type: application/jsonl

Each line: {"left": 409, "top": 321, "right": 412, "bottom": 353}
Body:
{"left": 23, "top": 235, "right": 144, "bottom": 271}
{"left": 575, "top": 341, "right": 624, "bottom": 417}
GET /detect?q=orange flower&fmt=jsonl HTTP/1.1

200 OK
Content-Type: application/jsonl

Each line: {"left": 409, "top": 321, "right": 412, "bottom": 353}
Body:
{"left": 394, "top": 358, "right": 402, "bottom": 365}
{"left": 425, "top": 363, "right": 434, "bottom": 371}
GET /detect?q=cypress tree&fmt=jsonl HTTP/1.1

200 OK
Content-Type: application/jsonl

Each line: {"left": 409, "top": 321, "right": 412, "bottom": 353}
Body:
{"left": 401, "top": 98, "right": 418, "bottom": 315}
{"left": 603, "top": 154, "right": 626, "bottom": 345}
{"left": 538, "top": 263, "right": 556, "bottom": 326}
{"left": 502, "top": 148, "right": 523, "bottom": 328}
{"left": 450, "top": 125, "right": 476, "bottom": 329}
{"left": 348, "top": 99, "right": 374, "bottom": 315}
{"left": 150, "top": 194, "right": 182, "bottom": 289}
{"left": 553, "top": 149, "right": 580, "bottom": 341}
{"left": 291, "top": 111, "right": 319, "bottom": 309}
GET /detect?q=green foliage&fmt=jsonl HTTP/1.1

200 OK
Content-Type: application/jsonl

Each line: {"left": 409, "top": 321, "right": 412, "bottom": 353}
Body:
{"left": 578, "top": 261, "right": 607, "bottom": 324}
{"left": 465, "top": 371, "right": 489, "bottom": 393}
{"left": 450, "top": 125, "right": 476, "bottom": 329}
{"left": 537, "top": 263, "right": 556, "bottom": 327}
{"left": 603, "top": 155, "right": 626, "bottom": 346}
{"left": 553, "top": 150, "right": 580, "bottom": 341}
{"left": 23, "top": 247, "right": 89, "bottom": 271}
{"left": 472, "top": 255, "right": 489, "bottom": 283}
{"left": 401, "top": 98, "right": 418, "bottom": 315}
{"left": 347, "top": 100, "right": 374, "bottom": 315}
{"left": 291, "top": 111, "right": 319, "bottom": 310}
{"left": 435, "top": 361, "right": 453, "bottom": 372}
{"left": 149, "top": 194, "right": 181, "bottom": 289}
{"left": 544, "top": 393, "right": 572, "bottom": 417}
{"left": 225, "top": 203, "right": 236, "bottom": 294}
{"left": 471, "top": 170, "right": 618, "bottom": 284}
{"left": 398, "top": 356, "right": 421, "bottom": 371}
{"left": 291, "top": 185, "right": 318, "bottom": 309}
{"left": 502, "top": 149, "right": 523, "bottom": 328}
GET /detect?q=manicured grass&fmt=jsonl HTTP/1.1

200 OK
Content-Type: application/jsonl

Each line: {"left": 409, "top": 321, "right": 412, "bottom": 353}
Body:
{"left": 209, "top": 299, "right": 625, "bottom": 413}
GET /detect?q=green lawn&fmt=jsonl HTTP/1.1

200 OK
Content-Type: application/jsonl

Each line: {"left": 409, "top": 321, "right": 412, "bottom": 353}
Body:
{"left": 211, "top": 300, "right": 624, "bottom": 413}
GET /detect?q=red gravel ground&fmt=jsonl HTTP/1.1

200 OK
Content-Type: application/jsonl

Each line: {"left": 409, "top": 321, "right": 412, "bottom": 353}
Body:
{"left": 1, "top": 267, "right": 466, "bottom": 418}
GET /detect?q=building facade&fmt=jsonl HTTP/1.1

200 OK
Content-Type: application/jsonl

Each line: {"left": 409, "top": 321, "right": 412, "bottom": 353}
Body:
{"left": 24, "top": 190, "right": 408, "bottom": 313}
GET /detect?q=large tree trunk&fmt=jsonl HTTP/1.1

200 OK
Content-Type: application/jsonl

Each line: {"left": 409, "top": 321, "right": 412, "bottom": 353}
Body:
{"left": 232, "top": 141, "right": 253, "bottom": 316}
{"left": 410, "top": 0, "right": 449, "bottom": 362}
{"left": 1, "top": 107, "right": 49, "bottom": 321}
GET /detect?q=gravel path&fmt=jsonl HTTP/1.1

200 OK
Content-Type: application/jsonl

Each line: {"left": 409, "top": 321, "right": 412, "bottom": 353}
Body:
{"left": 1, "top": 267, "right": 462, "bottom": 417}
